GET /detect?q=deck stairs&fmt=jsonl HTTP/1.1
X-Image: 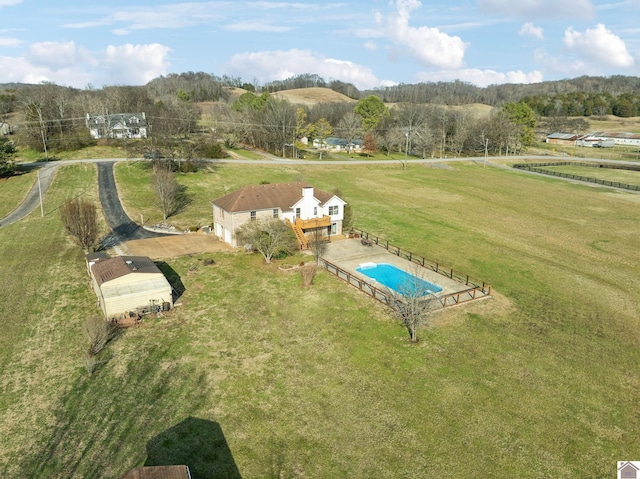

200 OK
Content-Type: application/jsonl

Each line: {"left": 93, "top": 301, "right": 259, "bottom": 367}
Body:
{"left": 286, "top": 219, "right": 310, "bottom": 250}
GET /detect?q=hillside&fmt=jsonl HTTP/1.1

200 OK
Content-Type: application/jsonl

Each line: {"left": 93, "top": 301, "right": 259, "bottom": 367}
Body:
{"left": 272, "top": 87, "right": 356, "bottom": 106}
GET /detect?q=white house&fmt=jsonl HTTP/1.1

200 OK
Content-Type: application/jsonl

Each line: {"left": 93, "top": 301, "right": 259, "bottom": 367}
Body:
{"left": 87, "top": 255, "right": 172, "bottom": 318}
{"left": 312, "top": 137, "right": 362, "bottom": 152}
{"left": 85, "top": 112, "right": 148, "bottom": 139}
{"left": 212, "top": 182, "right": 347, "bottom": 249}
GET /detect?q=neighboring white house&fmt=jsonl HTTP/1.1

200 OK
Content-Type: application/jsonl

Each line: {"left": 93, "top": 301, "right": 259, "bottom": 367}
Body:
{"left": 85, "top": 112, "right": 148, "bottom": 139}
{"left": 87, "top": 255, "right": 172, "bottom": 318}
{"left": 212, "top": 182, "right": 347, "bottom": 248}
{"left": 312, "top": 137, "right": 362, "bottom": 152}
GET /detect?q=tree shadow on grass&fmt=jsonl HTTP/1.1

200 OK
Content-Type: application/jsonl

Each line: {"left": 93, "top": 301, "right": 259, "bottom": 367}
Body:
{"left": 145, "top": 417, "right": 242, "bottom": 479}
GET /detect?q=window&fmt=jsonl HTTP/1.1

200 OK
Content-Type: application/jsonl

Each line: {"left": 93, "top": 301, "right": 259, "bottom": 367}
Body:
{"left": 250, "top": 211, "right": 256, "bottom": 221}
{"left": 295, "top": 208, "right": 301, "bottom": 218}
{"left": 329, "top": 205, "right": 339, "bottom": 216}
{"left": 313, "top": 207, "right": 317, "bottom": 216}
{"left": 273, "top": 208, "right": 279, "bottom": 218}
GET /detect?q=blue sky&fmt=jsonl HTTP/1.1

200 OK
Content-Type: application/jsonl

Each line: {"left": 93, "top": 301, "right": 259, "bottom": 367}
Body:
{"left": 1, "top": 0, "right": 639, "bottom": 90}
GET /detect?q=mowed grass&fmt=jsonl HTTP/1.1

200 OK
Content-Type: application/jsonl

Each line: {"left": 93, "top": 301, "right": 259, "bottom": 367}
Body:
{"left": 0, "top": 160, "right": 639, "bottom": 478}
{"left": 0, "top": 168, "right": 39, "bottom": 218}
{"left": 543, "top": 164, "right": 640, "bottom": 187}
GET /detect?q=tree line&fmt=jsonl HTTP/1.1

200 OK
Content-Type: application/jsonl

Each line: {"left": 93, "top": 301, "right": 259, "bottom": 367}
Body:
{"left": 7, "top": 70, "right": 640, "bottom": 162}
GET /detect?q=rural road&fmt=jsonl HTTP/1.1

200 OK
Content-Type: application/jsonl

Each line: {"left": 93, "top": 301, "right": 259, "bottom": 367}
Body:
{"left": 0, "top": 162, "right": 57, "bottom": 227}
{"left": 1, "top": 154, "right": 638, "bottom": 232}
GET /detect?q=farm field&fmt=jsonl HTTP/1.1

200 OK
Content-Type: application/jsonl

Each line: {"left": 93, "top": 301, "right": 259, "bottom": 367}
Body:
{"left": 542, "top": 164, "right": 640, "bottom": 187}
{"left": 0, "top": 160, "right": 639, "bottom": 478}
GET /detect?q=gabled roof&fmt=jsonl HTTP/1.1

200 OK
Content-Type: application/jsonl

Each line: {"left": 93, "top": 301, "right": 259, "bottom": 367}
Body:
{"left": 546, "top": 132, "right": 580, "bottom": 140}
{"left": 87, "top": 112, "right": 147, "bottom": 128}
{"left": 212, "top": 182, "right": 335, "bottom": 213}
{"left": 91, "top": 256, "right": 162, "bottom": 286}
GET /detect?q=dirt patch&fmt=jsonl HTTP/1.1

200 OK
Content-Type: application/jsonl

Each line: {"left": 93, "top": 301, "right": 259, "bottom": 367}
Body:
{"left": 122, "top": 233, "right": 233, "bottom": 260}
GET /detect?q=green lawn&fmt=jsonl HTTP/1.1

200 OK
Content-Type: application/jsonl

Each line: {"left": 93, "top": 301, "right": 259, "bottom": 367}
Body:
{"left": 0, "top": 168, "right": 38, "bottom": 218}
{"left": 542, "top": 164, "right": 640, "bottom": 187}
{"left": 0, "top": 160, "right": 639, "bottom": 478}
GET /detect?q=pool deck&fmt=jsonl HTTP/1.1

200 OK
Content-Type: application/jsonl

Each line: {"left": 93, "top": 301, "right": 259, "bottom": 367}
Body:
{"left": 321, "top": 238, "right": 471, "bottom": 297}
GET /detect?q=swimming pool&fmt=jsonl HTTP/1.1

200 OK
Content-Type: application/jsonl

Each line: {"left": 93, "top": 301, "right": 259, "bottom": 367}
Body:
{"left": 356, "top": 262, "right": 442, "bottom": 295}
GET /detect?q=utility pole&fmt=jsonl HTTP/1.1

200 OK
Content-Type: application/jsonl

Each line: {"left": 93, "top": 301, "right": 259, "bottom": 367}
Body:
{"left": 484, "top": 137, "right": 489, "bottom": 168}
{"left": 37, "top": 170, "right": 44, "bottom": 217}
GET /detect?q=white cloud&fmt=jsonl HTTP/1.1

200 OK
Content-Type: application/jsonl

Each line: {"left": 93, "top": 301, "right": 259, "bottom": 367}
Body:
{"left": 519, "top": 22, "right": 544, "bottom": 40}
{"left": 375, "top": 0, "right": 467, "bottom": 69}
{"left": 0, "top": 41, "right": 171, "bottom": 87}
{"left": 26, "top": 41, "right": 95, "bottom": 70}
{"left": 65, "top": 3, "right": 225, "bottom": 31}
{"left": 0, "top": 54, "right": 93, "bottom": 86}
{"left": 0, "top": 36, "right": 21, "bottom": 46}
{"left": 103, "top": 44, "right": 171, "bottom": 85}
{"left": 563, "top": 23, "right": 634, "bottom": 67}
{"left": 224, "top": 49, "right": 384, "bottom": 90}
{"left": 0, "top": 0, "right": 22, "bottom": 7}
{"left": 364, "top": 41, "right": 377, "bottom": 51}
{"left": 223, "top": 21, "right": 293, "bottom": 32}
{"left": 478, "top": 0, "right": 595, "bottom": 18}
{"left": 415, "top": 68, "right": 543, "bottom": 87}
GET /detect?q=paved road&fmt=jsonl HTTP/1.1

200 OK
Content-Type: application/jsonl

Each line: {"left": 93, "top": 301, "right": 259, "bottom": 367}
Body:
{"left": 96, "top": 161, "right": 168, "bottom": 242}
{"left": 2, "top": 154, "right": 638, "bottom": 231}
{"left": 0, "top": 163, "right": 58, "bottom": 226}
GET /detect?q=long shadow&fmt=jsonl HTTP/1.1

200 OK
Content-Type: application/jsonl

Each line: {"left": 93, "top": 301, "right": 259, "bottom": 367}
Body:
{"left": 96, "top": 161, "right": 168, "bottom": 242}
{"left": 155, "top": 261, "right": 186, "bottom": 302}
{"left": 145, "top": 417, "right": 242, "bottom": 479}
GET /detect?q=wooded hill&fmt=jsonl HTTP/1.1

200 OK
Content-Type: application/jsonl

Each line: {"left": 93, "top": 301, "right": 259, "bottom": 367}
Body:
{"left": 2, "top": 73, "right": 640, "bottom": 114}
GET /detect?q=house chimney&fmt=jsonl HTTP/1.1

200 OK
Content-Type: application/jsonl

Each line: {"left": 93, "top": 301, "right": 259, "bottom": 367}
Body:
{"left": 302, "top": 186, "right": 314, "bottom": 199}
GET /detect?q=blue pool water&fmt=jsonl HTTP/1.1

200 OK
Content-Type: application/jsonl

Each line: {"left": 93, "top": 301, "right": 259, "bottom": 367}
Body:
{"left": 356, "top": 262, "right": 442, "bottom": 295}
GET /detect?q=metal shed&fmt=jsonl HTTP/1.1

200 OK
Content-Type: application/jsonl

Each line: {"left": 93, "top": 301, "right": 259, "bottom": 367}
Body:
{"left": 89, "top": 256, "right": 173, "bottom": 318}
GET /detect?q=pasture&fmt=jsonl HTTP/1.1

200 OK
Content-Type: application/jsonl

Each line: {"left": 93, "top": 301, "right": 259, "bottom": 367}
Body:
{"left": 0, "top": 160, "right": 638, "bottom": 478}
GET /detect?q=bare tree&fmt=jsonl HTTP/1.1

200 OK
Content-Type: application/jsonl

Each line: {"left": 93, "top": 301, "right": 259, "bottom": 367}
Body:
{"left": 389, "top": 267, "right": 442, "bottom": 342}
{"left": 308, "top": 225, "right": 328, "bottom": 265}
{"left": 60, "top": 197, "right": 100, "bottom": 252}
{"left": 300, "top": 263, "right": 317, "bottom": 288}
{"left": 236, "top": 217, "right": 297, "bottom": 263}
{"left": 336, "top": 111, "right": 362, "bottom": 154}
{"left": 152, "top": 162, "right": 180, "bottom": 221}
{"left": 84, "top": 316, "right": 114, "bottom": 357}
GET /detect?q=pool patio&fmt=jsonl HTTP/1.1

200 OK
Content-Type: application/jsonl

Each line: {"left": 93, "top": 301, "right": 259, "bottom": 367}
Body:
{"left": 321, "top": 238, "right": 473, "bottom": 298}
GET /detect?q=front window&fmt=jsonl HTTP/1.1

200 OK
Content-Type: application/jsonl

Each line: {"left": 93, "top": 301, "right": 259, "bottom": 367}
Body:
{"left": 329, "top": 205, "right": 339, "bottom": 216}
{"left": 295, "top": 208, "right": 301, "bottom": 219}
{"left": 250, "top": 211, "right": 256, "bottom": 221}
{"left": 313, "top": 207, "right": 317, "bottom": 216}
{"left": 273, "top": 208, "right": 278, "bottom": 218}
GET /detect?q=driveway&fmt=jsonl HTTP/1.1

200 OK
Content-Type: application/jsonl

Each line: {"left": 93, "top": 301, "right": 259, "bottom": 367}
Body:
{"left": 96, "top": 161, "right": 168, "bottom": 243}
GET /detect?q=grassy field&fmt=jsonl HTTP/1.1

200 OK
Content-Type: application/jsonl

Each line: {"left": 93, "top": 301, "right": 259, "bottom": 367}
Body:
{"left": 0, "top": 168, "right": 38, "bottom": 218}
{"left": 0, "top": 160, "right": 639, "bottom": 478}
{"left": 541, "top": 164, "right": 640, "bottom": 187}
